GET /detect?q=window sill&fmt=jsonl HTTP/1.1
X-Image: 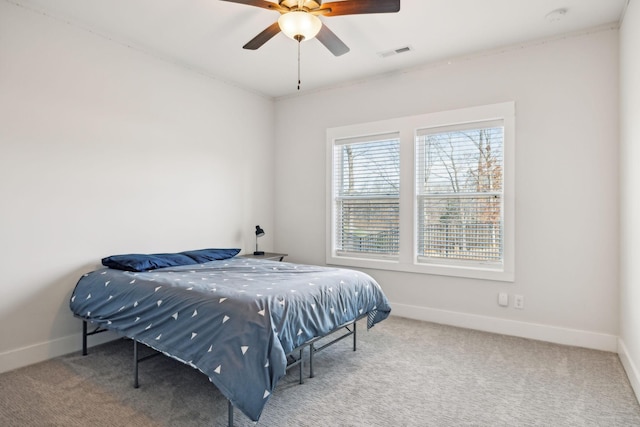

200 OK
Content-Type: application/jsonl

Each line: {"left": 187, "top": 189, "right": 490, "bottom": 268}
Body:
{"left": 326, "top": 255, "right": 514, "bottom": 282}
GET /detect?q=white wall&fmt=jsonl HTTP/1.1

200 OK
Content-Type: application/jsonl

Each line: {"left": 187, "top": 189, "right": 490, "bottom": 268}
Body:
{"left": 0, "top": 0, "right": 625, "bottom": 375}
{"left": 274, "top": 28, "right": 620, "bottom": 351}
{"left": 619, "top": 0, "right": 640, "bottom": 399}
{"left": 0, "top": 1, "right": 275, "bottom": 372}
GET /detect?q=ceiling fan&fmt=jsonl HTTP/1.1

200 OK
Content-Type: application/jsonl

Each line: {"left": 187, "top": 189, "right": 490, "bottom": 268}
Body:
{"left": 220, "top": 0, "right": 401, "bottom": 57}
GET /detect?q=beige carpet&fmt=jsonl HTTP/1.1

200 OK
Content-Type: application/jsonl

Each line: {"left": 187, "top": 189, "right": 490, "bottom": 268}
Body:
{"left": 1, "top": 316, "right": 639, "bottom": 426}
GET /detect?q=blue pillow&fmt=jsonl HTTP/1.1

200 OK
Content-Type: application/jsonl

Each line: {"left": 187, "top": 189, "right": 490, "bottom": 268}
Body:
{"left": 102, "top": 248, "right": 240, "bottom": 271}
{"left": 181, "top": 248, "right": 241, "bottom": 263}
{"left": 101, "top": 253, "right": 191, "bottom": 271}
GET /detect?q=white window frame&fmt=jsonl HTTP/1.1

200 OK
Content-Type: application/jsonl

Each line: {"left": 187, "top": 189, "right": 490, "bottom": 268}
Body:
{"left": 332, "top": 132, "right": 401, "bottom": 260}
{"left": 326, "top": 102, "right": 515, "bottom": 282}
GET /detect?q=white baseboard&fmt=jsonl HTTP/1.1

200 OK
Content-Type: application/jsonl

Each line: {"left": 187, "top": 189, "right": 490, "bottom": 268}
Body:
{"left": 0, "top": 330, "right": 118, "bottom": 375}
{"left": 618, "top": 338, "right": 640, "bottom": 402}
{"left": 0, "top": 303, "right": 621, "bottom": 375}
{"left": 391, "top": 302, "right": 618, "bottom": 352}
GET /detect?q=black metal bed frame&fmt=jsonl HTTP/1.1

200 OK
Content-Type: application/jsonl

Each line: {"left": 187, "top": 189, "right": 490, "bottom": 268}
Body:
{"left": 78, "top": 314, "right": 364, "bottom": 427}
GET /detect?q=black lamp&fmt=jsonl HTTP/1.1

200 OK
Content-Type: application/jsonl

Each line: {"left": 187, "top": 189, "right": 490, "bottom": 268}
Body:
{"left": 254, "top": 225, "right": 265, "bottom": 255}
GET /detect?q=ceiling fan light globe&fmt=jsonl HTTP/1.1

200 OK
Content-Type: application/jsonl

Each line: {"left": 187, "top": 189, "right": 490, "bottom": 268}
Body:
{"left": 278, "top": 11, "right": 322, "bottom": 41}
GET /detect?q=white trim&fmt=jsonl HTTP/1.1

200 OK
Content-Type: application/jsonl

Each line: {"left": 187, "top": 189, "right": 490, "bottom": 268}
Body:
{"left": 327, "top": 255, "right": 514, "bottom": 282}
{"left": 326, "top": 102, "right": 515, "bottom": 282}
{"left": 391, "top": 302, "right": 618, "bottom": 352}
{"left": 0, "top": 330, "right": 118, "bottom": 374}
{"left": 0, "top": 310, "right": 629, "bottom": 393}
{"left": 618, "top": 338, "right": 640, "bottom": 403}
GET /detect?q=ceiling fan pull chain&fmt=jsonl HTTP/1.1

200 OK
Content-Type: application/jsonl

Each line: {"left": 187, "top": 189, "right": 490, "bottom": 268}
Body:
{"left": 297, "top": 39, "right": 301, "bottom": 91}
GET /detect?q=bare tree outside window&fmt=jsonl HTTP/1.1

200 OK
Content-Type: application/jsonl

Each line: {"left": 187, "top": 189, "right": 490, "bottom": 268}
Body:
{"left": 416, "top": 124, "right": 504, "bottom": 263}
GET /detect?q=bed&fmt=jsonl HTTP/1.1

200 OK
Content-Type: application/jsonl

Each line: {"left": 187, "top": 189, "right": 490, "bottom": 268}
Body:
{"left": 69, "top": 249, "right": 391, "bottom": 424}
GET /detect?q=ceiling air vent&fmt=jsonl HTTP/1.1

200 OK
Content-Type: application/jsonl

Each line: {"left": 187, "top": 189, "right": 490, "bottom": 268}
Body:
{"left": 378, "top": 46, "right": 413, "bottom": 58}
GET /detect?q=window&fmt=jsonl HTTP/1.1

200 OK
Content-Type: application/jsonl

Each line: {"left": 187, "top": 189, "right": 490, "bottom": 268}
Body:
{"left": 327, "top": 102, "right": 514, "bottom": 281}
{"left": 333, "top": 133, "right": 400, "bottom": 258}
{"left": 416, "top": 122, "right": 504, "bottom": 266}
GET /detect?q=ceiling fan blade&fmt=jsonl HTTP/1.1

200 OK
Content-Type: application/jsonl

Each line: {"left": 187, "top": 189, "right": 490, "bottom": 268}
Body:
{"left": 318, "top": 0, "right": 400, "bottom": 17}
{"left": 220, "top": 0, "right": 286, "bottom": 13}
{"left": 243, "top": 21, "right": 282, "bottom": 50}
{"left": 316, "top": 24, "right": 350, "bottom": 56}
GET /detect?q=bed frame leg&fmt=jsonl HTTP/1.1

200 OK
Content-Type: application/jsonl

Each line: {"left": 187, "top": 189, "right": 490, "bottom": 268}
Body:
{"left": 227, "top": 399, "right": 233, "bottom": 427}
{"left": 309, "top": 343, "right": 315, "bottom": 378}
{"left": 82, "top": 321, "right": 88, "bottom": 356}
{"left": 353, "top": 320, "right": 357, "bottom": 352}
{"left": 299, "top": 348, "right": 304, "bottom": 384}
{"left": 133, "top": 340, "right": 140, "bottom": 389}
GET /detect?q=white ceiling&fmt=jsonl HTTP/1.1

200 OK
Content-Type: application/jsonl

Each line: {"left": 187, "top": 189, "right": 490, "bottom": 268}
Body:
{"left": 15, "top": 0, "right": 627, "bottom": 98}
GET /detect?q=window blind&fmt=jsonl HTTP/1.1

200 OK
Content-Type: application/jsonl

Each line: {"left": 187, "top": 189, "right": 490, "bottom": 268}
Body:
{"left": 333, "top": 133, "right": 400, "bottom": 256}
{"left": 415, "top": 122, "right": 504, "bottom": 263}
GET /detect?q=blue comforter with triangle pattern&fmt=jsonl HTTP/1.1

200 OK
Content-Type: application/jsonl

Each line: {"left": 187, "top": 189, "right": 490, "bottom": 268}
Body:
{"left": 69, "top": 257, "right": 391, "bottom": 422}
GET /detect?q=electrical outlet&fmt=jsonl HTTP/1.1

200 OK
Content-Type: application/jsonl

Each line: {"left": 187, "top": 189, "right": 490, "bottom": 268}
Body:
{"left": 514, "top": 294, "right": 524, "bottom": 309}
